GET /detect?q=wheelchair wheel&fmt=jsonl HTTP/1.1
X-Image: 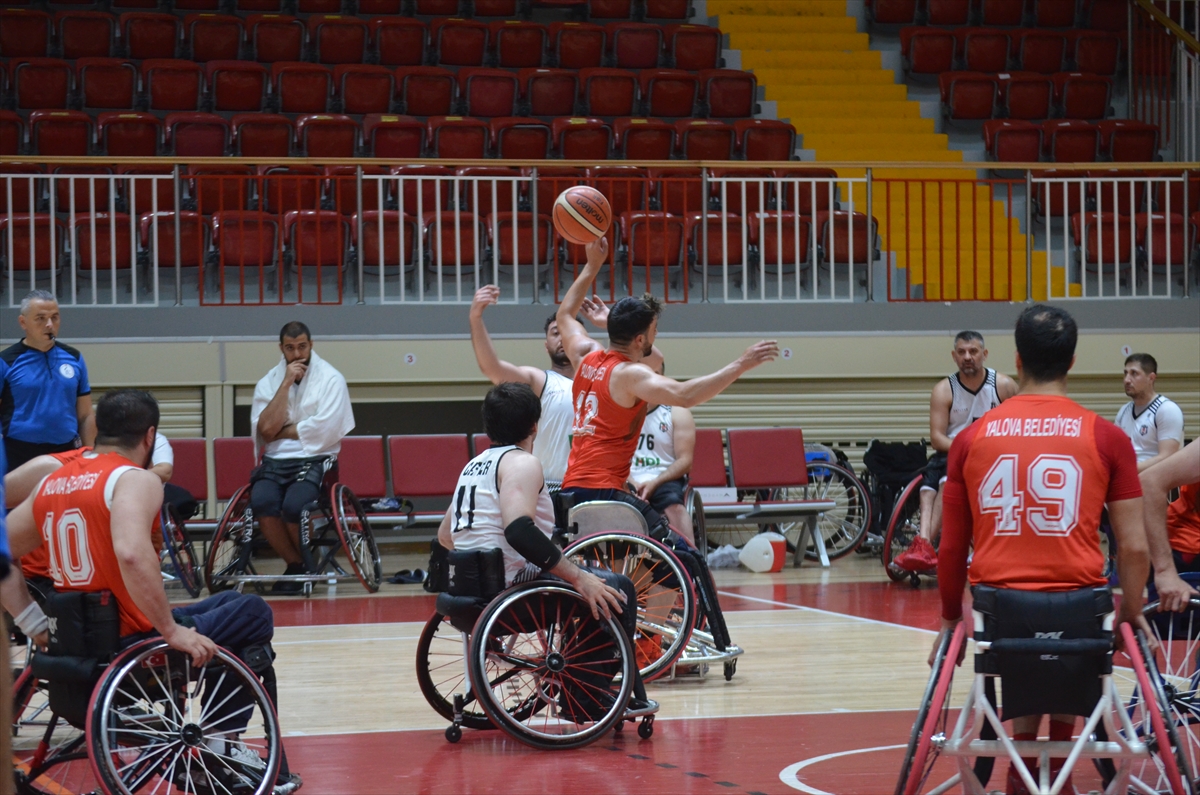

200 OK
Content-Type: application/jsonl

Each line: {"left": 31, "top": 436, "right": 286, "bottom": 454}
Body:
{"left": 896, "top": 622, "right": 965, "bottom": 795}
{"left": 563, "top": 532, "right": 695, "bottom": 682}
{"left": 883, "top": 476, "right": 925, "bottom": 583}
{"left": 415, "top": 613, "right": 493, "bottom": 731}
{"left": 161, "top": 504, "right": 203, "bottom": 599}
{"left": 13, "top": 711, "right": 97, "bottom": 795}
{"left": 773, "top": 461, "right": 871, "bottom": 562}
{"left": 205, "top": 486, "right": 252, "bottom": 594}
{"left": 687, "top": 489, "right": 708, "bottom": 559}
{"left": 331, "top": 484, "right": 383, "bottom": 593}
{"left": 469, "top": 582, "right": 635, "bottom": 750}
{"left": 88, "top": 638, "right": 282, "bottom": 795}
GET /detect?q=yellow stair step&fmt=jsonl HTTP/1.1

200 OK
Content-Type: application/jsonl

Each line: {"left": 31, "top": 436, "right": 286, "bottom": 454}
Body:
{"left": 776, "top": 100, "right": 924, "bottom": 119}
{"left": 802, "top": 133, "right": 949, "bottom": 150}
{"left": 718, "top": 15, "right": 860, "bottom": 32}
{"left": 740, "top": 50, "right": 883, "bottom": 70}
{"left": 784, "top": 118, "right": 936, "bottom": 134}
{"left": 709, "top": 0, "right": 853, "bottom": 15}
{"left": 751, "top": 69, "right": 896, "bottom": 86}
{"left": 814, "top": 149, "right": 965, "bottom": 162}
{"left": 767, "top": 84, "right": 908, "bottom": 102}
{"left": 728, "top": 32, "right": 869, "bottom": 51}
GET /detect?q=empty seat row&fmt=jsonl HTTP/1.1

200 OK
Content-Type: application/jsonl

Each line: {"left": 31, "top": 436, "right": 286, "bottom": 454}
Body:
{"left": 873, "top": 0, "right": 1127, "bottom": 29}
{"left": 983, "top": 118, "right": 1159, "bottom": 162}
{"left": 902, "top": 26, "right": 1121, "bottom": 75}
{"left": 0, "top": 11, "right": 716, "bottom": 69}
{"left": 1030, "top": 171, "right": 1200, "bottom": 217}
{"left": 940, "top": 70, "right": 1112, "bottom": 121}
{"left": 1068, "top": 212, "right": 1199, "bottom": 267}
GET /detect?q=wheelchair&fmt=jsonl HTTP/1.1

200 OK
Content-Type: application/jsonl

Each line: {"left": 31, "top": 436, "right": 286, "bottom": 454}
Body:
{"left": 205, "top": 460, "right": 382, "bottom": 595}
{"left": 11, "top": 590, "right": 284, "bottom": 795}
{"left": 414, "top": 548, "right": 656, "bottom": 750}
{"left": 160, "top": 504, "right": 203, "bottom": 599}
{"left": 776, "top": 449, "right": 873, "bottom": 564}
{"left": 882, "top": 473, "right": 934, "bottom": 587}
{"left": 559, "top": 500, "right": 744, "bottom": 682}
{"left": 898, "top": 585, "right": 1190, "bottom": 795}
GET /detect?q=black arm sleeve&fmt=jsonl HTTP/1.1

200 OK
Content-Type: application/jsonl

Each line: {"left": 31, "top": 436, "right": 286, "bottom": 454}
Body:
{"left": 504, "top": 516, "right": 562, "bottom": 571}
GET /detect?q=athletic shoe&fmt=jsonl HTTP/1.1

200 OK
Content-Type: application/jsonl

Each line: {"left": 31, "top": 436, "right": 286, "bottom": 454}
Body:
{"left": 624, "top": 697, "right": 659, "bottom": 718}
{"left": 1005, "top": 764, "right": 1035, "bottom": 795}
{"left": 892, "top": 536, "right": 938, "bottom": 572}
{"left": 227, "top": 743, "right": 303, "bottom": 795}
{"left": 271, "top": 563, "right": 308, "bottom": 594}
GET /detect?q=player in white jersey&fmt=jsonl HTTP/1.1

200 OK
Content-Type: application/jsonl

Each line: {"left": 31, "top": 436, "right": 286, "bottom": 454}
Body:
{"left": 893, "top": 330, "right": 1017, "bottom": 572}
{"left": 1116, "top": 353, "right": 1184, "bottom": 472}
{"left": 627, "top": 361, "right": 698, "bottom": 547}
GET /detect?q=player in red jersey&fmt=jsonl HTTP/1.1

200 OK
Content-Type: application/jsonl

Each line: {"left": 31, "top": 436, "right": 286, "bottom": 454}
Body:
{"left": 555, "top": 237, "right": 779, "bottom": 535}
{"left": 934, "top": 304, "right": 1150, "bottom": 795}
{"left": 4, "top": 446, "right": 90, "bottom": 592}
{"left": 1141, "top": 440, "right": 1200, "bottom": 611}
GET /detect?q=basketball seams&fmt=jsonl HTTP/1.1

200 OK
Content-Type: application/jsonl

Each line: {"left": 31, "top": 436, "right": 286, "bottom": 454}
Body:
{"left": 557, "top": 195, "right": 605, "bottom": 238}
{"left": 552, "top": 186, "right": 612, "bottom": 246}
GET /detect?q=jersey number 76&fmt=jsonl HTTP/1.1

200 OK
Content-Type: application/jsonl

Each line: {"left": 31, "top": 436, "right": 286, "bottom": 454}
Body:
{"left": 978, "top": 454, "right": 1082, "bottom": 537}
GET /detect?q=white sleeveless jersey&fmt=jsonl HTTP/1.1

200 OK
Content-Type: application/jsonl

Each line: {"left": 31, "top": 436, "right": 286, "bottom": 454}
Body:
{"left": 450, "top": 445, "right": 557, "bottom": 585}
{"left": 1115, "top": 395, "right": 1185, "bottom": 463}
{"left": 947, "top": 368, "right": 1002, "bottom": 440}
{"left": 629, "top": 405, "right": 676, "bottom": 482}
{"left": 533, "top": 370, "right": 573, "bottom": 483}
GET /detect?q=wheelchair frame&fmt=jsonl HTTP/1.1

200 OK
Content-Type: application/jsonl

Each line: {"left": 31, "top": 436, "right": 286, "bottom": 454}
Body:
{"left": 883, "top": 474, "right": 934, "bottom": 587}
{"left": 159, "top": 504, "right": 203, "bottom": 599}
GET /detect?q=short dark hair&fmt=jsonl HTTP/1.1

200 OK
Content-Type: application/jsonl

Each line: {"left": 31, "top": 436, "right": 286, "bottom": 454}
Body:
{"left": 607, "top": 294, "right": 663, "bottom": 347}
{"left": 482, "top": 382, "right": 541, "bottom": 446}
{"left": 279, "top": 321, "right": 311, "bottom": 344}
{"left": 1014, "top": 304, "right": 1077, "bottom": 383}
{"left": 955, "top": 330, "right": 985, "bottom": 346}
{"left": 545, "top": 313, "right": 581, "bottom": 333}
{"left": 1125, "top": 353, "right": 1158, "bottom": 374}
{"left": 95, "top": 390, "right": 160, "bottom": 448}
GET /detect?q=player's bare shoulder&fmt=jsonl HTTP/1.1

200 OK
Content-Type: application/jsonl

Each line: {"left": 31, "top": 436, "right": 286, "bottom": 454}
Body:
{"left": 996, "top": 371, "right": 1019, "bottom": 400}
{"left": 931, "top": 376, "right": 954, "bottom": 405}
{"left": 497, "top": 446, "right": 545, "bottom": 489}
{"left": 113, "top": 466, "right": 166, "bottom": 502}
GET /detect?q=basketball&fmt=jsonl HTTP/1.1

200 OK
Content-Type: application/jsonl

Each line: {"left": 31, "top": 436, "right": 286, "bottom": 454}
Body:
{"left": 552, "top": 186, "right": 612, "bottom": 246}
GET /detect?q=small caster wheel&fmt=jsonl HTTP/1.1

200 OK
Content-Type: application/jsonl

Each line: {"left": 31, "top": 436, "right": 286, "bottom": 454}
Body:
{"left": 909, "top": 574, "right": 920, "bottom": 589}
{"left": 614, "top": 719, "right": 625, "bottom": 732}
{"left": 638, "top": 716, "right": 654, "bottom": 739}
{"left": 445, "top": 725, "right": 462, "bottom": 743}
{"left": 724, "top": 659, "right": 736, "bottom": 681}
{"left": 303, "top": 581, "right": 314, "bottom": 597}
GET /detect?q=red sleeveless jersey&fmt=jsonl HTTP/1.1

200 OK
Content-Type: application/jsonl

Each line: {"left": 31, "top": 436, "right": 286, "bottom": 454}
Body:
{"left": 562, "top": 349, "right": 649, "bottom": 490}
{"left": 20, "top": 447, "right": 89, "bottom": 581}
{"left": 32, "top": 451, "right": 156, "bottom": 637}
{"left": 1168, "top": 482, "right": 1200, "bottom": 557}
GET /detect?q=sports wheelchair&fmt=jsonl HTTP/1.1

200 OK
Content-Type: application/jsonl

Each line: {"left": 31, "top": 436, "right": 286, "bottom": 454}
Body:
{"left": 898, "top": 585, "right": 1190, "bottom": 795}
{"left": 205, "top": 460, "right": 382, "bottom": 595}
{"left": 559, "top": 500, "right": 744, "bottom": 682}
{"left": 882, "top": 473, "right": 933, "bottom": 587}
{"left": 11, "top": 590, "right": 284, "bottom": 795}
{"left": 160, "top": 505, "right": 203, "bottom": 599}
{"left": 415, "top": 547, "right": 657, "bottom": 750}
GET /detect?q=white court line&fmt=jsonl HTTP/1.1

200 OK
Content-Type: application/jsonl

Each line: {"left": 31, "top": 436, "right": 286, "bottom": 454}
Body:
{"left": 779, "top": 744, "right": 907, "bottom": 794}
{"left": 718, "top": 590, "right": 938, "bottom": 635}
{"left": 273, "top": 635, "right": 419, "bottom": 646}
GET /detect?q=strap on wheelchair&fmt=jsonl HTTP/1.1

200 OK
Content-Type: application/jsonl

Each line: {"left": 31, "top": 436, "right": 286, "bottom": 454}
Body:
{"left": 551, "top": 490, "right": 577, "bottom": 537}
{"left": 447, "top": 548, "right": 506, "bottom": 601}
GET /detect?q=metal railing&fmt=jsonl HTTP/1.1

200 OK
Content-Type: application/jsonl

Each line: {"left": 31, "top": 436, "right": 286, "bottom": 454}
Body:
{"left": 1131, "top": 0, "right": 1200, "bottom": 161}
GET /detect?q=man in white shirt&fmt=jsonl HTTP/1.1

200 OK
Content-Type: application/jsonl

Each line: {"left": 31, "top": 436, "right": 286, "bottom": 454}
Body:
{"left": 1116, "top": 353, "right": 1185, "bottom": 472}
{"left": 250, "top": 322, "right": 354, "bottom": 593}
{"left": 627, "top": 360, "right": 697, "bottom": 547}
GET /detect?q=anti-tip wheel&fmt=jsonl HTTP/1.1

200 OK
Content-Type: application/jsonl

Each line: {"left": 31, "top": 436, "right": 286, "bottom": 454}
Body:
{"left": 724, "top": 659, "right": 737, "bottom": 681}
{"left": 638, "top": 717, "right": 654, "bottom": 739}
{"left": 445, "top": 725, "right": 462, "bottom": 743}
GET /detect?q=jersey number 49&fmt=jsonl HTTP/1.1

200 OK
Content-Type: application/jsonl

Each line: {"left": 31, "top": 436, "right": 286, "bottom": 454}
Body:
{"left": 979, "top": 454, "right": 1083, "bottom": 537}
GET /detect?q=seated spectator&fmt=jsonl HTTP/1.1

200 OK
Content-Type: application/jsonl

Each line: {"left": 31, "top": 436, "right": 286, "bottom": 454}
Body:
{"left": 627, "top": 360, "right": 697, "bottom": 547}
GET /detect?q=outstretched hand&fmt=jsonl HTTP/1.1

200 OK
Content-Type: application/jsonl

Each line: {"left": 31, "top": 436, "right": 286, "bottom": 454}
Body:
{"left": 581, "top": 295, "right": 610, "bottom": 329}
{"left": 470, "top": 285, "right": 501, "bottom": 318}
{"left": 736, "top": 341, "right": 781, "bottom": 372}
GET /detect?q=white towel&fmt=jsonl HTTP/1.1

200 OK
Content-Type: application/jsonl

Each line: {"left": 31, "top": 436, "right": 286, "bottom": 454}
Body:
{"left": 250, "top": 350, "right": 355, "bottom": 459}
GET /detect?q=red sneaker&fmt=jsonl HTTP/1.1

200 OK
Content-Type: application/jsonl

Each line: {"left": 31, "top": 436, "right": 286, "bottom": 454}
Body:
{"left": 893, "top": 536, "right": 938, "bottom": 572}
{"left": 1006, "top": 764, "right": 1036, "bottom": 795}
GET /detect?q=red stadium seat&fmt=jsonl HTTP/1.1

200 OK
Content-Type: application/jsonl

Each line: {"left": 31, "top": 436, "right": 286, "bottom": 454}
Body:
{"left": 388, "top": 435, "right": 471, "bottom": 499}
{"left": 0, "top": 166, "right": 44, "bottom": 214}
{"left": 363, "top": 114, "right": 424, "bottom": 157}
{"left": 415, "top": 0, "right": 460, "bottom": 11}
{"left": 983, "top": 119, "right": 1042, "bottom": 162}
{"left": 486, "top": 212, "right": 553, "bottom": 266}
{"left": 1034, "top": 0, "right": 1076, "bottom": 26}
{"left": 457, "top": 166, "right": 521, "bottom": 218}
{"left": 246, "top": 14, "right": 304, "bottom": 63}
{"left": 57, "top": 12, "right": 117, "bottom": 59}
{"left": 475, "top": 0, "right": 518, "bottom": 14}
{"left": 396, "top": 67, "right": 456, "bottom": 116}
{"left": 97, "top": 112, "right": 161, "bottom": 156}
{"left": 52, "top": 165, "right": 111, "bottom": 215}
{"left": 1017, "top": 30, "right": 1066, "bottom": 73}
{"left": 207, "top": 61, "right": 268, "bottom": 112}
{"left": 427, "top": 116, "right": 489, "bottom": 158}
{"left": 238, "top": 0, "right": 283, "bottom": 10}
{"left": 1151, "top": 172, "right": 1199, "bottom": 217}
{"left": 550, "top": 21, "right": 604, "bottom": 69}
{"left": 142, "top": 59, "right": 203, "bottom": 111}
{"left": 614, "top": 117, "right": 674, "bottom": 159}
{"left": 957, "top": 28, "right": 1010, "bottom": 72}
{"left": 709, "top": 167, "right": 773, "bottom": 214}
{"left": 1, "top": 9, "right": 50, "bottom": 58}
{"left": 186, "top": 14, "right": 242, "bottom": 61}
{"left": 686, "top": 212, "right": 745, "bottom": 269}
{"left": 164, "top": 438, "right": 209, "bottom": 501}
{"left": 727, "top": 428, "right": 808, "bottom": 489}
{"left": 353, "top": 211, "right": 418, "bottom": 270}
{"left": 371, "top": 18, "right": 426, "bottom": 67}
{"left": 667, "top": 24, "right": 720, "bottom": 71}
{"left": 335, "top": 437, "right": 387, "bottom": 500}
{"left": 30, "top": 110, "right": 90, "bottom": 156}
{"left": 232, "top": 113, "right": 293, "bottom": 157}
{"left": 900, "top": 27, "right": 955, "bottom": 75}
{"left": 676, "top": 119, "right": 734, "bottom": 160}
{"left": 1088, "top": 168, "right": 1147, "bottom": 216}
{"left": 490, "top": 117, "right": 551, "bottom": 159}
{"left": 749, "top": 212, "right": 813, "bottom": 266}
{"left": 189, "top": 166, "right": 254, "bottom": 215}
{"left": 1084, "top": 0, "right": 1126, "bottom": 31}
{"left": 298, "top": 0, "right": 342, "bottom": 12}
{"left": 588, "top": 165, "right": 648, "bottom": 217}
{"left": 296, "top": 114, "right": 358, "bottom": 157}
{"left": 284, "top": 210, "right": 347, "bottom": 273}
{"left": 700, "top": 69, "right": 756, "bottom": 118}
{"left": 980, "top": 0, "right": 1025, "bottom": 25}
{"left": 423, "top": 212, "right": 483, "bottom": 270}
{"left": 0, "top": 215, "right": 63, "bottom": 272}
{"left": 211, "top": 212, "right": 280, "bottom": 288}
{"left": 939, "top": 72, "right": 997, "bottom": 120}
{"left": 817, "top": 210, "right": 877, "bottom": 264}
{"left": 607, "top": 22, "right": 661, "bottom": 69}
{"left": 530, "top": 166, "right": 586, "bottom": 218}
{"left": 640, "top": 69, "right": 698, "bottom": 117}
{"left": 996, "top": 71, "right": 1052, "bottom": 119}
{"left": 359, "top": 0, "right": 403, "bottom": 15}
{"left": 552, "top": 117, "right": 611, "bottom": 159}
{"left": 1032, "top": 168, "right": 1085, "bottom": 218}
{"left": 645, "top": 0, "right": 690, "bottom": 17}
{"left": 272, "top": 63, "right": 333, "bottom": 113}
{"left": 927, "top": 0, "right": 969, "bottom": 23}
{"left": 491, "top": 21, "right": 547, "bottom": 69}
{"left": 76, "top": 58, "right": 137, "bottom": 110}
{"left": 120, "top": 165, "right": 175, "bottom": 214}
{"left": 14, "top": 58, "right": 71, "bottom": 110}
{"left": 471, "top": 433, "right": 491, "bottom": 455}
{"left": 736, "top": 119, "right": 796, "bottom": 161}
{"left": 620, "top": 211, "right": 685, "bottom": 272}
{"left": 589, "top": 0, "right": 633, "bottom": 18}
{"left": 1136, "top": 213, "right": 1187, "bottom": 266}
{"left": 689, "top": 428, "right": 727, "bottom": 488}
{"left": 1070, "top": 30, "right": 1120, "bottom": 76}
{"left": 432, "top": 18, "right": 488, "bottom": 67}
{"left": 113, "top": 0, "right": 159, "bottom": 10}
{"left": 871, "top": 0, "right": 919, "bottom": 24}
{"left": 259, "top": 165, "right": 323, "bottom": 215}
{"left": 458, "top": 68, "right": 519, "bottom": 117}
{"left": 1042, "top": 119, "right": 1098, "bottom": 161}
{"left": 308, "top": 15, "right": 368, "bottom": 65}
{"left": 139, "top": 211, "right": 210, "bottom": 268}
{"left": 165, "top": 112, "right": 229, "bottom": 156}
{"left": 0, "top": 112, "right": 23, "bottom": 156}
{"left": 213, "top": 437, "right": 257, "bottom": 500}
{"left": 1097, "top": 119, "right": 1159, "bottom": 161}
{"left": 335, "top": 65, "right": 393, "bottom": 115}
{"left": 120, "top": 13, "right": 181, "bottom": 59}
{"left": 71, "top": 213, "right": 134, "bottom": 272}
{"left": 324, "top": 165, "right": 387, "bottom": 214}
{"left": 1052, "top": 72, "right": 1111, "bottom": 120}
{"left": 520, "top": 68, "right": 578, "bottom": 116}
{"left": 580, "top": 68, "right": 637, "bottom": 116}
{"left": 1071, "top": 211, "right": 1135, "bottom": 264}
{"left": 650, "top": 168, "right": 702, "bottom": 215}
{"left": 392, "top": 165, "right": 454, "bottom": 213}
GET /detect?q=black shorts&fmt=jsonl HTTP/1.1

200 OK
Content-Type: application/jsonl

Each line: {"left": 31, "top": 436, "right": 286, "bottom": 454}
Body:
{"left": 249, "top": 456, "right": 335, "bottom": 524}
{"left": 4, "top": 438, "right": 78, "bottom": 473}
{"left": 645, "top": 478, "right": 687, "bottom": 514}
{"left": 922, "top": 452, "right": 948, "bottom": 492}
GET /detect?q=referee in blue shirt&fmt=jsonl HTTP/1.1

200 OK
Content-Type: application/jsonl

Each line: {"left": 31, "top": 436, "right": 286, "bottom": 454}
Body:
{"left": 0, "top": 291, "right": 96, "bottom": 472}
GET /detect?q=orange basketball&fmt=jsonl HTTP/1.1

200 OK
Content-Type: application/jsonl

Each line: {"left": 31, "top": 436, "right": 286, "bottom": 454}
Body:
{"left": 552, "top": 186, "right": 612, "bottom": 246}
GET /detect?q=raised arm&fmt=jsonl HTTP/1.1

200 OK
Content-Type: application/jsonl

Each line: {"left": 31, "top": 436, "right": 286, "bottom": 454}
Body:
{"left": 617, "top": 341, "right": 779, "bottom": 409}
{"left": 469, "top": 285, "right": 546, "bottom": 391}
{"left": 556, "top": 238, "right": 608, "bottom": 369}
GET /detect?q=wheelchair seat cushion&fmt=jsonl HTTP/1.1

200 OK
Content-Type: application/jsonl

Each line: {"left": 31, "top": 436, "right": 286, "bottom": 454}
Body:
{"left": 436, "top": 592, "right": 488, "bottom": 633}
{"left": 973, "top": 585, "right": 1113, "bottom": 720}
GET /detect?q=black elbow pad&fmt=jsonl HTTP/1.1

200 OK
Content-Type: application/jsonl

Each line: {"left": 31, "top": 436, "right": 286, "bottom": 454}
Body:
{"left": 504, "top": 516, "right": 561, "bottom": 571}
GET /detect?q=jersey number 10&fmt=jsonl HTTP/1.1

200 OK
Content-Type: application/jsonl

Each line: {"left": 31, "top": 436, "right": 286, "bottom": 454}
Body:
{"left": 42, "top": 509, "right": 96, "bottom": 586}
{"left": 978, "top": 454, "right": 1083, "bottom": 537}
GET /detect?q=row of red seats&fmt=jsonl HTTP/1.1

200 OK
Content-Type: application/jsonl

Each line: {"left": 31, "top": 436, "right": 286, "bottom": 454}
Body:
{"left": 1068, "top": 212, "right": 1199, "bottom": 266}
{"left": 872, "top": 0, "right": 1126, "bottom": 29}
{"left": 6, "top": 60, "right": 757, "bottom": 118}
{"left": 902, "top": 26, "right": 1121, "bottom": 75}
{"left": 1, "top": 110, "right": 792, "bottom": 158}
{"left": 940, "top": 70, "right": 1112, "bottom": 121}
{"left": 983, "top": 118, "right": 1158, "bottom": 162}
{"left": 1031, "top": 172, "right": 1199, "bottom": 217}
{"left": 0, "top": 12, "right": 720, "bottom": 70}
